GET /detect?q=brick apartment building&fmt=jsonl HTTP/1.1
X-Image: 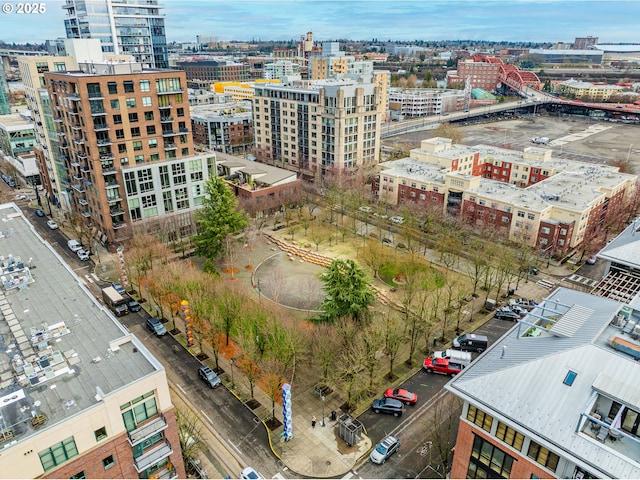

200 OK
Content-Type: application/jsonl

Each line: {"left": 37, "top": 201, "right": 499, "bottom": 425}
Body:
{"left": 446, "top": 286, "right": 640, "bottom": 479}
{"left": 45, "top": 61, "right": 216, "bottom": 245}
{"left": 450, "top": 59, "right": 500, "bottom": 92}
{"left": 374, "top": 138, "right": 636, "bottom": 257}
{"left": 175, "top": 60, "right": 251, "bottom": 82}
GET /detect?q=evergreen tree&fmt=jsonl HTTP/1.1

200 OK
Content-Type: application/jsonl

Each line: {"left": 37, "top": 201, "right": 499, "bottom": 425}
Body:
{"left": 318, "top": 259, "right": 374, "bottom": 323}
{"left": 194, "top": 177, "right": 248, "bottom": 271}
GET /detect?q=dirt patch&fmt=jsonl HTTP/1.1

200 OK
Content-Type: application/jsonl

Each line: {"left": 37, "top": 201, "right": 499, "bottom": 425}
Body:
{"left": 265, "top": 417, "right": 282, "bottom": 430}
{"left": 222, "top": 266, "right": 239, "bottom": 274}
{"left": 246, "top": 399, "right": 261, "bottom": 410}
{"left": 196, "top": 353, "right": 209, "bottom": 361}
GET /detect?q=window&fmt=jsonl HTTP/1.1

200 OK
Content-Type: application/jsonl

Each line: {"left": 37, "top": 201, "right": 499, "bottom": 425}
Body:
{"left": 142, "top": 96, "right": 152, "bottom": 107}
{"left": 139, "top": 80, "right": 150, "bottom": 92}
{"left": 564, "top": 370, "right": 577, "bottom": 386}
{"left": 541, "top": 227, "right": 550, "bottom": 234}
{"left": 135, "top": 154, "right": 144, "bottom": 164}
{"left": 123, "top": 81, "right": 134, "bottom": 93}
{"left": 128, "top": 112, "right": 138, "bottom": 123}
{"left": 468, "top": 434, "right": 514, "bottom": 479}
{"left": 467, "top": 405, "right": 493, "bottom": 432}
{"left": 495, "top": 422, "right": 524, "bottom": 451}
{"left": 113, "top": 114, "right": 122, "bottom": 125}
{"left": 54, "top": 62, "right": 67, "bottom": 72}
{"left": 94, "top": 427, "right": 107, "bottom": 441}
{"left": 102, "top": 455, "right": 115, "bottom": 469}
{"left": 115, "top": 129, "right": 125, "bottom": 140}
{"left": 133, "top": 141, "right": 142, "bottom": 151}
{"left": 131, "top": 127, "right": 141, "bottom": 137}
{"left": 126, "top": 98, "right": 136, "bottom": 108}
{"left": 38, "top": 437, "right": 79, "bottom": 471}
{"left": 110, "top": 99, "right": 119, "bottom": 110}
{"left": 70, "top": 472, "right": 86, "bottom": 479}
{"left": 527, "top": 441, "right": 559, "bottom": 472}
{"left": 147, "top": 125, "right": 156, "bottom": 135}
{"left": 144, "top": 111, "right": 154, "bottom": 121}
{"left": 118, "top": 144, "right": 127, "bottom": 153}
{"left": 149, "top": 139, "right": 158, "bottom": 148}
{"left": 107, "top": 82, "right": 117, "bottom": 94}
{"left": 177, "top": 107, "right": 184, "bottom": 117}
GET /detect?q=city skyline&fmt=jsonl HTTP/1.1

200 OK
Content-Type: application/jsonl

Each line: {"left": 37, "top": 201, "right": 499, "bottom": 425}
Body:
{"left": 1, "top": 0, "right": 640, "bottom": 46}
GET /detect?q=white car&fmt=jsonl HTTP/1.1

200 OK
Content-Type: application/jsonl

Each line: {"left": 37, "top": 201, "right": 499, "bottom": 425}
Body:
{"left": 46, "top": 220, "right": 58, "bottom": 230}
{"left": 77, "top": 249, "right": 90, "bottom": 261}
{"left": 390, "top": 216, "right": 404, "bottom": 225}
{"left": 67, "top": 239, "right": 82, "bottom": 252}
{"left": 358, "top": 206, "right": 373, "bottom": 213}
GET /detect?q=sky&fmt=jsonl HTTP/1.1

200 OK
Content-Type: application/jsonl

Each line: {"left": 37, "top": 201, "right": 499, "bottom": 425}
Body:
{"left": 2, "top": 0, "right": 640, "bottom": 45}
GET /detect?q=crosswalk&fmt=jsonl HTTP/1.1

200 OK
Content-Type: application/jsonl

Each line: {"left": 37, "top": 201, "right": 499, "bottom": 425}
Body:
{"left": 536, "top": 278, "right": 556, "bottom": 289}
{"left": 566, "top": 273, "right": 598, "bottom": 288}
{"left": 82, "top": 273, "right": 100, "bottom": 284}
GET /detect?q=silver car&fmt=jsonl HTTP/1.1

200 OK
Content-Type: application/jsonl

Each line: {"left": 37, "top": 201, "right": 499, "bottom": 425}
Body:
{"left": 370, "top": 435, "right": 400, "bottom": 464}
{"left": 77, "top": 249, "right": 90, "bottom": 261}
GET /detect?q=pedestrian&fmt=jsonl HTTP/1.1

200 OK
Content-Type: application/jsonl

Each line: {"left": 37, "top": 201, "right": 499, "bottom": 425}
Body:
{"left": 311, "top": 415, "right": 316, "bottom": 428}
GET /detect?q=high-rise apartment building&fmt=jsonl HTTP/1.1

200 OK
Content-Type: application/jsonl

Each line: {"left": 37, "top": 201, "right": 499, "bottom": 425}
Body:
{"left": 19, "top": 53, "right": 80, "bottom": 210}
{"left": 0, "top": 61, "right": 11, "bottom": 115}
{"left": 62, "top": 0, "right": 168, "bottom": 69}
{"left": 252, "top": 77, "right": 384, "bottom": 181}
{"left": 0, "top": 202, "right": 184, "bottom": 479}
{"left": 175, "top": 60, "right": 251, "bottom": 83}
{"left": 45, "top": 61, "right": 215, "bottom": 245}
{"left": 309, "top": 42, "right": 374, "bottom": 80}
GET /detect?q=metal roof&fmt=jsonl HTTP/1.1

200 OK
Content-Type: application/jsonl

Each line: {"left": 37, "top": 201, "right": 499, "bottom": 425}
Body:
{"left": 447, "top": 287, "right": 640, "bottom": 478}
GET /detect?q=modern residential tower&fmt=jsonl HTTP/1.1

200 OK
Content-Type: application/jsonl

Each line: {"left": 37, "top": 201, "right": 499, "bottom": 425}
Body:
{"left": 62, "top": 0, "right": 168, "bottom": 69}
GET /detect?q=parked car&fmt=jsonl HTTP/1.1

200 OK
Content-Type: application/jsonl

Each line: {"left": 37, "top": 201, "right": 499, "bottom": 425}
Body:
{"left": 67, "top": 239, "right": 82, "bottom": 252}
{"left": 111, "top": 282, "right": 126, "bottom": 295}
{"left": 76, "top": 249, "right": 90, "bottom": 261}
{"left": 127, "top": 298, "right": 141, "bottom": 312}
{"left": 35, "top": 209, "right": 45, "bottom": 217}
{"left": 495, "top": 308, "right": 521, "bottom": 321}
{"left": 370, "top": 435, "right": 400, "bottom": 464}
{"left": 198, "top": 365, "right": 221, "bottom": 388}
{"left": 390, "top": 215, "right": 404, "bottom": 225}
{"left": 240, "top": 467, "right": 264, "bottom": 480}
{"left": 371, "top": 398, "right": 404, "bottom": 416}
{"left": 46, "top": 220, "right": 58, "bottom": 230}
{"left": 452, "top": 333, "right": 489, "bottom": 353}
{"left": 383, "top": 388, "right": 418, "bottom": 405}
{"left": 423, "top": 357, "right": 465, "bottom": 377}
{"left": 358, "top": 206, "right": 373, "bottom": 213}
{"left": 146, "top": 317, "right": 167, "bottom": 336}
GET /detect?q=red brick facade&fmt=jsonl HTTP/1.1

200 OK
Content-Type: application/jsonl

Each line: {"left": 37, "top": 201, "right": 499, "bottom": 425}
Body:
{"left": 45, "top": 408, "right": 185, "bottom": 480}
{"left": 451, "top": 420, "right": 555, "bottom": 479}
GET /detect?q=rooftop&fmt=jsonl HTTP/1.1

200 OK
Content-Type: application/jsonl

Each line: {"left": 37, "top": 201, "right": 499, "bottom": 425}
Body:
{"left": 0, "top": 114, "right": 33, "bottom": 131}
{"left": 216, "top": 153, "right": 297, "bottom": 188}
{"left": 447, "top": 287, "right": 640, "bottom": 478}
{"left": 0, "top": 203, "right": 162, "bottom": 448}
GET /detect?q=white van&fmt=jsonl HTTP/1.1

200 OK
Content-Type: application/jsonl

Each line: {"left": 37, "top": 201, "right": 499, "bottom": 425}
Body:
{"left": 433, "top": 349, "right": 471, "bottom": 366}
{"left": 67, "top": 239, "right": 82, "bottom": 252}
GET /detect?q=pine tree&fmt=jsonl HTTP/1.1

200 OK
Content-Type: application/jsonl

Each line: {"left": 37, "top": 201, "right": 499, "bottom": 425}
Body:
{"left": 318, "top": 259, "right": 375, "bottom": 323}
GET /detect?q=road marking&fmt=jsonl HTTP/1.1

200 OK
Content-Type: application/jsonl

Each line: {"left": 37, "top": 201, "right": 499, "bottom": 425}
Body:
{"left": 74, "top": 265, "right": 91, "bottom": 271}
{"left": 227, "top": 439, "right": 242, "bottom": 455}
{"left": 91, "top": 273, "right": 100, "bottom": 281}
{"left": 176, "top": 383, "right": 187, "bottom": 395}
{"left": 200, "top": 409, "right": 213, "bottom": 425}
{"left": 84, "top": 275, "right": 94, "bottom": 283}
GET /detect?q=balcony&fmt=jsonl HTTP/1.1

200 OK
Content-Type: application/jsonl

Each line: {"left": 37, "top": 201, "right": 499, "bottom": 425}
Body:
{"left": 68, "top": 109, "right": 79, "bottom": 115}
{"left": 91, "top": 109, "right": 106, "bottom": 116}
{"left": 71, "top": 124, "right": 82, "bottom": 131}
{"left": 59, "top": 142, "right": 69, "bottom": 149}
{"left": 74, "top": 137, "right": 84, "bottom": 144}
{"left": 162, "top": 130, "right": 177, "bottom": 137}
{"left": 110, "top": 208, "right": 125, "bottom": 216}
{"left": 81, "top": 210, "right": 91, "bottom": 218}
{"left": 94, "top": 123, "right": 109, "bottom": 132}
{"left": 153, "top": 465, "right": 178, "bottom": 479}
{"left": 67, "top": 93, "right": 81, "bottom": 101}
{"left": 71, "top": 184, "right": 85, "bottom": 193}
{"left": 128, "top": 415, "right": 168, "bottom": 446}
{"left": 81, "top": 166, "right": 90, "bottom": 173}
{"left": 70, "top": 161, "right": 80, "bottom": 167}
{"left": 102, "top": 165, "right": 117, "bottom": 175}
{"left": 54, "top": 117, "right": 63, "bottom": 123}
{"left": 100, "top": 153, "right": 114, "bottom": 161}
{"left": 76, "top": 151, "right": 87, "bottom": 159}
{"left": 108, "top": 195, "right": 122, "bottom": 203}
{"left": 78, "top": 198, "right": 88, "bottom": 206}
{"left": 179, "top": 127, "right": 189, "bottom": 133}
{"left": 133, "top": 439, "right": 172, "bottom": 473}
{"left": 163, "top": 143, "right": 177, "bottom": 150}
{"left": 96, "top": 138, "right": 112, "bottom": 146}
{"left": 113, "top": 221, "right": 127, "bottom": 230}
{"left": 158, "top": 103, "right": 171, "bottom": 110}
{"left": 157, "top": 88, "right": 183, "bottom": 95}
{"left": 160, "top": 116, "right": 173, "bottom": 123}
{"left": 88, "top": 92, "right": 103, "bottom": 100}
{"left": 73, "top": 174, "right": 83, "bottom": 182}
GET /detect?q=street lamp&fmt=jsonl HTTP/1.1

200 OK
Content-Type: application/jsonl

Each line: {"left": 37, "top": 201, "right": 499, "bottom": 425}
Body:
{"left": 321, "top": 395, "right": 326, "bottom": 427}
{"left": 627, "top": 144, "right": 634, "bottom": 162}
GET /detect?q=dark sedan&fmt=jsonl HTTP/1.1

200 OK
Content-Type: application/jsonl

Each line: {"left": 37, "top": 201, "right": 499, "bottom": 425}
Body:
{"left": 372, "top": 398, "right": 404, "bottom": 417}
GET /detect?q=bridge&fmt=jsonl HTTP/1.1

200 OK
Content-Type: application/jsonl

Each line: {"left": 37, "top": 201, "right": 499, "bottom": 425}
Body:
{"left": 472, "top": 54, "right": 543, "bottom": 94}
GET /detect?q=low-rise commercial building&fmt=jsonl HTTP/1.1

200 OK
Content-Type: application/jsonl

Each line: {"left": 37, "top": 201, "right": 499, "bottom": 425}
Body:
{"left": 191, "top": 102, "right": 253, "bottom": 154}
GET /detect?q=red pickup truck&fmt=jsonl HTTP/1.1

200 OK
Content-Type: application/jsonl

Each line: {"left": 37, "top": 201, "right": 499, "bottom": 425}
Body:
{"left": 423, "top": 357, "right": 465, "bottom": 377}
